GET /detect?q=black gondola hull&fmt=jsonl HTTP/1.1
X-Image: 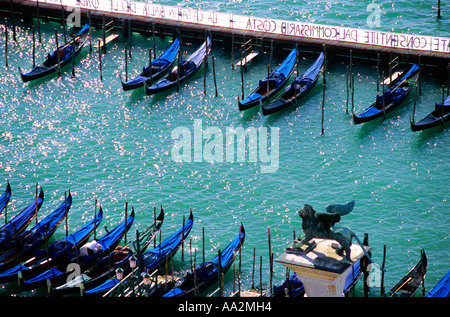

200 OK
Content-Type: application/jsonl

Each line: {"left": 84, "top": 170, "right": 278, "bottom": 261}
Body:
{"left": 262, "top": 80, "right": 317, "bottom": 115}
{"left": 20, "top": 26, "right": 89, "bottom": 82}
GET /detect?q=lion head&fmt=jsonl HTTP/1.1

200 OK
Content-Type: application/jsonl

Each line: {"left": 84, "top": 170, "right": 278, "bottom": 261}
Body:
{"left": 298, "top": 204, "right": 316, "bottom": 219}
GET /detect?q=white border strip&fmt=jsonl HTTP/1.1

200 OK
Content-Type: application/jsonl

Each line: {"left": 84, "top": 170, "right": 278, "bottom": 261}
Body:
{"left": 27, "top": 0, "right": 450, "bottom": 54}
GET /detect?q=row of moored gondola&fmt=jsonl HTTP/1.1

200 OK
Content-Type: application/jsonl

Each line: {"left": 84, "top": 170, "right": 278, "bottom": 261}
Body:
{"left": 18, "top": 24, "right": 449, "bottom": 132}
{"left": 0, "top": 181, "right": 246, "bottom": 297}
{"left": 1, "top": 182, "right": 448, "bottom": 297}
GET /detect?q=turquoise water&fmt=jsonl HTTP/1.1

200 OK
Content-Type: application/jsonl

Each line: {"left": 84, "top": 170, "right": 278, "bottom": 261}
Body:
{"left": 0, "top": 1, "right": 449, "bottom": 297}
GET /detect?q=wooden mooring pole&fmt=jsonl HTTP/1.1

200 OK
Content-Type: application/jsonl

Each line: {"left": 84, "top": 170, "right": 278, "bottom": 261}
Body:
{"left": 60, "top": 5, "right": 66, "bottom": 43}
{"left": 204, "top": 54, "right": 207, "bottom": 95}
{"left": 5, "top": 24, "right": 8, "bottom": 68}
{"left": 231, "top": 33, "right": 235, "bottom": 70}
{"left": 268, "top": 227, "right": 272, "bottom": 292}
{"left": 102, "top": 15, "right": 106, "bottom": 54}
{"left": 411, "top": 84, "right": 418, "bottom": 124}
{"left": 98, "top": 39, "right": 103, "bottom": 80}
{"left": 65, "top": 191, "right": 68, "bottom": 237}
{"left": 72, "top": 35, "right": 75, "bottom": 77}
{"left": 124, "top": 44, "right": 128, "bottom": 82}
{"left": 10, "top": 0, "right": 16, "bottom": 42}
{"left": 35, "top": 183, "right": 38, "bottom": 224}
{"left": 377, "top": 53, "right": 380, "bottom": 93}
{"left": 380, "top": 243, "right": 387, "bottom": 296}
{"left": 181, "top": 214, "right": 185, "bottom": 260}
{"left": 362, "top": 233, "right": 371, "bottom": 297}
{"left": 212, "top": 55, "right": 218, "bottom": 97}
{"left": 36, "top": 0, "right": 41, "bottom": 43}
{"left": 55, "top": 29, "right": 61, "bottom": 77}
{"left": 321, "top": 44, "right": 327, "bottom": 135}
{"left": 202, "top": 227, "right": 205, "bottom": 263}
{"left": 93, "top": 199, "right": 97, "bottom": 240}
{"left": 251, "top": 247, "right": 255, "bottom": 290}
{"left": 88, "top": 11, "right": 92, "bottom": 52}
{"left": 152, "top": 23, "right": 156, "bottom": 59}
{"left": 124, "top": 202, "right": 128, "bottom": 244}
{"left": 128, "top": 19, "right": 132, "bottom": 59}
{"left": 32, "top": 26, "right": 36, "bottom": 68}
{"left": 240, "top": 59, "right": 245, "bottom": 99}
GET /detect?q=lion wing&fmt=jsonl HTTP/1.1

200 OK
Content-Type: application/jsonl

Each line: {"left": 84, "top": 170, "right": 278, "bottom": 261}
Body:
{"left": 316, "top": 212, "right": 341, "bottom": 231}
{"left": 325, "top": 200, "right": 355, "bottom": 216}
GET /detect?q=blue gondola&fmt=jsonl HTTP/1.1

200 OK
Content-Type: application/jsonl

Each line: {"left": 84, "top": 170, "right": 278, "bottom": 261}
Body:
{"left": 19, "top": 24, "right": 90, "bottom": 82}
{"left": 162, "top": 224, "right": 245, "bottom": 297}
{"left": 0, "top": 192, "right": 72, "bottom": 270}
{"left": 353, "top": 64, "right": 419, "bottom": 124}
{"left": 0, "top": 182, "right": 11, "bottom": 215}
{"left": 411, "top": 95, "right": 450, "bottom": 132}
{"left": 146, "top": 36, "right": 212, "bottom": 95}
{"left": 140, "top": 210, "right": 194, "bottom": 273}
{"left": 426, "top": 269, "right": 450, "bottom": 297}
{"left": 0, "top": 207, "right": 102, "bottom": 284}
{"left": 239, "top": 48, "right": 298, "bottom": 111}
{"left": 121, "top": 37, "right": 181, "bottom": 91}
{"left": 51, "top": 208, "right": 164, "bottom": 297}
{"left": 262, "top": 52, "right": 324, "bottom": 115}
{"left": 20, "top": 209, "right": 134, "bottom": 290}
{"left": 0, "top": 188, "right": 44, "bottom": 252}
{"left": 384, "top": 249, "right": 427, "bottom": 297}
{"left": 88, "top": 210, "right": 193, "bottom": 296}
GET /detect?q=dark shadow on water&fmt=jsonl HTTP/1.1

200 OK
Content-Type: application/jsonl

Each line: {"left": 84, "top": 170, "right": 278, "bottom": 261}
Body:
{"left": 410, "top": 121, "right": 449, "bottom": 149}
{"left": 238, "top": 104, "right": 260, "bottom": 124}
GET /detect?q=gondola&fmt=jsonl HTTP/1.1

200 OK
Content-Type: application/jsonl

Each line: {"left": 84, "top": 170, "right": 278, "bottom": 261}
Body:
{"left": 0, "top": 181, "right": 11, "bottom": 215}
{"left": 411, "top": 95, "right": 450, "bottom": 132}
{"left": 353, "top": 64, "right": 419, "bottom": 124}
{"left": 0, "top": 188, "right": 44, "bottom": 252}
{"left": 272, "top": 273, "right": 304, "bottom": 297}
{"left": 0, "top": 207, "right": 102, "bottom": 284}
{"left": 145, "top": 36, "right": 212, "bottom": 95}
{"left": 20, "top": 209, "right": 134, "bottom": 291}
{"left": 239, "top": 48, "right": 298, "bottom": 111}
{"left": 140, "top": 209, "right": 194, "bottom": 273}
{"left": 51, "top": 207, "right": 164, "bottom": 296}
{"left": 91, "top": 210, "right": 194, "bottom": 297}
{"left": 0, "top": 192, "right": 72, "bottom": 271}
{"left": 426, "top": 269, "right": 450, "bottom": 297}
{"left": 19, "top": 24, "right": 90, "bottom": 82}
{"left": 121, "top": 37, "right": 181, "bottom": 91}
{"left": 262, "top": 52, "right": 324, "bottom": 115}
{"left": 162, "top": 224, "right": 245, "bottom": 297}
{"left": 384, "top": 249, "right": 427, "bottom": 297}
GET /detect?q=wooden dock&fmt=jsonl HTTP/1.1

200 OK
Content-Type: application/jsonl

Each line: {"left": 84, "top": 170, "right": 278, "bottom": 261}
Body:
{"left": 92, "top": 18, "right": 119, "bottom": 50}
{"left": 93, "top": 33, "right": 119, "bottom": 49}
{"left": 1, "top": 0, "right": 449, "bottom": 67}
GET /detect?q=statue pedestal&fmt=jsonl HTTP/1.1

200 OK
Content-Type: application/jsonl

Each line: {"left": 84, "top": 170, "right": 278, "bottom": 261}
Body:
{"left": 275, "top": 238, "right": 370, "bottom": 297}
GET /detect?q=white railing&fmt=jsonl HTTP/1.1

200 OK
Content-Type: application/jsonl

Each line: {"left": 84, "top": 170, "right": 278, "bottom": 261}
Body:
{"left": 25, "top": 0, "right": 450, "bottom": 55}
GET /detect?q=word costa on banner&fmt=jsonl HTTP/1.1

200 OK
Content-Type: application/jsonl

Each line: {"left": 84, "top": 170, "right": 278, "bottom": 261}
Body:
{"left": 245, "top": 18, "right": 277, "bottom": 33}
